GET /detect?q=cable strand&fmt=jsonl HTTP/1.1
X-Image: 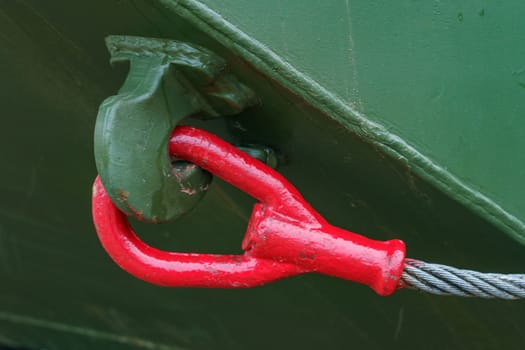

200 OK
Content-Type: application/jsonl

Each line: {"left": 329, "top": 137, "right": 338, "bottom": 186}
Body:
{"left": 401, "top": 259, "right": 525, "bottom": 299}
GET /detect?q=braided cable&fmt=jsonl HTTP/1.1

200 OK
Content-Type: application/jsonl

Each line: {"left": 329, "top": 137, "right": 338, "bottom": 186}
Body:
{"left": 400, "top": 259, "right": 525, "bottom": 299}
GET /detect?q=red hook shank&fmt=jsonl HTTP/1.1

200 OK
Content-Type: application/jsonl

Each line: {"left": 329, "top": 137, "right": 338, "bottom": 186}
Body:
{"left": 92, "top": 126, "right": 406, "bottom": 295}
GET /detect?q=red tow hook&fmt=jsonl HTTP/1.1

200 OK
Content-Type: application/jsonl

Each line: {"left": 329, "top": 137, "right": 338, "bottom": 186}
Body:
{"left": 92, "top": 126, "right": 406, "bottom": 296}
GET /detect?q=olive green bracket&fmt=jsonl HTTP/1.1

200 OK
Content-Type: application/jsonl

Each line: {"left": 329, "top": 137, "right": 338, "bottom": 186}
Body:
{"left": 94, "top": 35, "right": 257, "bottom": 223}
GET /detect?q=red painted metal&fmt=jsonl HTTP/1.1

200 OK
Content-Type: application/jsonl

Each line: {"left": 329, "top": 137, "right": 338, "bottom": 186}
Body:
{"left": 92, "top": 126, "right": 406, "bottom": 295}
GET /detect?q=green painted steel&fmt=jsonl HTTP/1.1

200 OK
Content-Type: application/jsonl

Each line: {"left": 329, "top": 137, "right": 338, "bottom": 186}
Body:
{"left": 0, "top": 1, "right": 524, "bottom": 350}
{"left": 94, "top": 35, "right": 256, "bottom": 223}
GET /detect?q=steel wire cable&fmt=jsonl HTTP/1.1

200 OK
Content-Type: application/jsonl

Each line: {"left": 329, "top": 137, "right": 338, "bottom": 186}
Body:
{"left": 401, "top": 259, "right": 525, "bottom": 299}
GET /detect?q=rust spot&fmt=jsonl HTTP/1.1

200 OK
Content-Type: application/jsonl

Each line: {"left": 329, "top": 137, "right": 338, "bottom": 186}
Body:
{"left": 202, "top": 84, "right": 221, "bottom": 94}
{"left": 176, "top": 163, "right": 197, "bottom": 177}
{"left": 115, "top": 188, "right": 144, "bottom": 221}
{"left": 116, "top": 188, "right": 129, "bottom": 203}
{"left": 171, "top": 170, "right": 183, "bottom": 182}
{"left": 180, "top": 188, "right": 197, "bottom": 195}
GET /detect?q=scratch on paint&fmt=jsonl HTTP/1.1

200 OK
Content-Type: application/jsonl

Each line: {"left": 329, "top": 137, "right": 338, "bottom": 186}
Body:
{"left": 18, "top": 0, "right": 84, "bottom": 54}
{"left": 26, "top": 156, "right": 44, "bottom": 199}
{"left": 344, "top": 0, "right": 363, "bottom": 110}
{"left": 277, "top": 0, "right": 289, "bottom": 56}
{"left": 0, "top": 311, "right": 187, "bottom": 350}
{"left": 0, "top": 224, "right": 22, "bottom": 276}
{"left": 394, "top": 307, "right": 404, "bottom": 340}
{"left": 84, "top": 305, "right": 134, "bottom": 335}
{"left": 214, "top": 185, "right": 250, "bottom": 222}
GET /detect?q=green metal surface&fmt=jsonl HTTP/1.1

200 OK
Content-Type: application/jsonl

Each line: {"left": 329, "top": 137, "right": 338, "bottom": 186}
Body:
{"left": 0, "top": 1, "right": 524, "bottom": 350}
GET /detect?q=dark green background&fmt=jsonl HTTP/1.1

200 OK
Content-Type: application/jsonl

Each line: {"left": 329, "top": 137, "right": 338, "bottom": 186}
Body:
{"left": 0, "top": 1, "right": 524, "bottom": 349}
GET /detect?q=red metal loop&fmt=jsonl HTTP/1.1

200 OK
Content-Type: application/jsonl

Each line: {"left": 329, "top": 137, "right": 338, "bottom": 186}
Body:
{"left": 92, "top": 126, "right": 406, "bottom": 295}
